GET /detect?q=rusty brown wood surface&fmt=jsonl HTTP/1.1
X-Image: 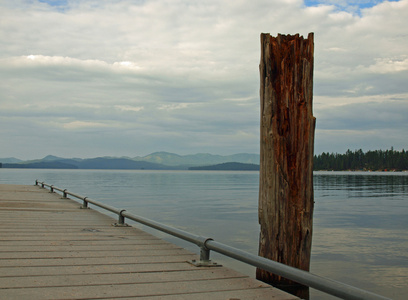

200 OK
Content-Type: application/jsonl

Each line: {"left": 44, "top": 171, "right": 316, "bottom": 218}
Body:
{"left": 258, "top": 33, "right": 316, "bottom": 288}
{"left": 0, "top": 184, "right": 298, "bottom": 300}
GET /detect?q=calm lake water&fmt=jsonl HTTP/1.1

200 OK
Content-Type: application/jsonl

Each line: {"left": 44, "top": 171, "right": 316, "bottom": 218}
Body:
{"left": 1, "top": 169, "right": 407, "bottom": 299}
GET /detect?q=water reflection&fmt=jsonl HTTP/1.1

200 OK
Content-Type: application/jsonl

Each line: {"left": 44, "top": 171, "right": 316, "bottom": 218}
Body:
{"left": 312, "top": 171, "right": 408, "bottom": 299}
{"left": 1, "top": 169, "right": 407, "bottom": 299}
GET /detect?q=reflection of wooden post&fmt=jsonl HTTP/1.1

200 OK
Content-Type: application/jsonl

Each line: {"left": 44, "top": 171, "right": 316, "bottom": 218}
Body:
{"left": 257, "top": 33, "right": 316, "bottom": 297}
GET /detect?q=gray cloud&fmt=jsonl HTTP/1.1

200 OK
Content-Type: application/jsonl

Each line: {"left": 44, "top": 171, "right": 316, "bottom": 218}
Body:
{"left": 0, "top": 0, "right": 407, "bottom": 159}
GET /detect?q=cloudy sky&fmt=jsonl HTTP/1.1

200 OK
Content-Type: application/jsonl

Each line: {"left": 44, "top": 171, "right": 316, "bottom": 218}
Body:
{"left": 1, "top": 0, "right": 407, "bottom": 160}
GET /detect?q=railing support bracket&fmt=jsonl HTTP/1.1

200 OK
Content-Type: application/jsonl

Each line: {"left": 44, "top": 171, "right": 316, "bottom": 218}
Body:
{"left": 80, "top": 197, "right": 89, "bottom": 209}
{"left": 112, "top": 222, "right": 130, "bottom": 227}
{"left": 189, "top": 259, "right": 222, "bottom": 267}
{"left": 189, "top": 238, "right": 222, "bottom": 267}
{"left": 113, "top": 210, "right": 130, "bottom": 227}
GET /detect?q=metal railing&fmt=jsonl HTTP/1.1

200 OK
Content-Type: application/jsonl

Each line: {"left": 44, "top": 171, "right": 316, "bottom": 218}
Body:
{"left": 35, "top": 180, "right": 391, "bottom": 300}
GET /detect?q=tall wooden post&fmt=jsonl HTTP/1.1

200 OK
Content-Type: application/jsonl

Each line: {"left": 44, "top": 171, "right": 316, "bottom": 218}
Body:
{"left": 257, "top": 33, "right": 316, "bottom": 297}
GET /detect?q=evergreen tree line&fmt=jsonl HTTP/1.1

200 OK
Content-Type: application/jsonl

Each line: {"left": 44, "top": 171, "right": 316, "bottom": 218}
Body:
{"left": 314, "top": 148, "right": 408, "bottom": 171}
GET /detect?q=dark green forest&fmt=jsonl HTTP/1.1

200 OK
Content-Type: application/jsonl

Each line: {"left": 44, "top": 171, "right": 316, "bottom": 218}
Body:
{"left": 314, "top": 148, "right": 408, "bottom": 171}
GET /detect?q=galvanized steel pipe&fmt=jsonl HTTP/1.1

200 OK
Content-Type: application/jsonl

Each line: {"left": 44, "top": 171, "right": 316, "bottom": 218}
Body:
{"left": 205, "top": 240, "right": 390, "bottom": 300}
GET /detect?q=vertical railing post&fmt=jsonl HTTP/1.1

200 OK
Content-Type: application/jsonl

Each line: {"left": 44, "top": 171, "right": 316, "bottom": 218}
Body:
{"left": 113, "top": 210, "right": 129, "bottom": 227}
{"left": 119, "top": 210, "right": 126, "bottom": 225}
{"left": 63, "top": 189, "right": 67, "bottom": 198}
{"left": 50, "top": 185, "right": 54, "bottom": 192}
{"left": 190, "top": 238, "right": 220, "bottom": 267}
{"left": 200, "top": 245, "right": 211, "bottom": 262}
{"left": 81, "top": 197, "right": 88, "bottom": 209}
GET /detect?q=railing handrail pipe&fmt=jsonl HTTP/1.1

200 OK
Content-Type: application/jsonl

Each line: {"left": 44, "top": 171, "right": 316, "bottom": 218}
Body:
{"left": 34, "top": 180, "right": 391, "bottom": 300}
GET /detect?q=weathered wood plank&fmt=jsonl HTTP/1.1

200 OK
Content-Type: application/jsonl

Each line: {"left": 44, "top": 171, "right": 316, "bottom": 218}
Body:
{"left": 0, "top": 262, "right": 201, "bottom": 277}
{"left": 0, "top": 277, "right": 292, "bottom": 300}
{"left": 0, "top": 243, "right": 174, "bottom": 252}
{"left": 0, "top": 248, "right": 192, "bottom": 259}
{"left": 0, "top": 239, "right": 166, "bottom": 246}
{"left": 0, "top": 268, "right": 247, "bottom": 289}
{"left": 120, "top": 289, "right": 298, "bottom": 300}
{"left": 0, "top": 254, "right": 197, "bottom": 267}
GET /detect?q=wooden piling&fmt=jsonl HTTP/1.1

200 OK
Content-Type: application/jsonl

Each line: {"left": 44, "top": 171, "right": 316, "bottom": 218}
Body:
{"left": 257, "top": 33, "right": 316, "bottom": 297}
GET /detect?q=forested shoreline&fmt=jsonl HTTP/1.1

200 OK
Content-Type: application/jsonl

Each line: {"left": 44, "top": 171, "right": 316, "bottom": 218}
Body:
{"left": 1, "top": 149, "right": 407, "bottom": 172}
{"left": 314, "top": 148, "right": 407, "bottom": 171}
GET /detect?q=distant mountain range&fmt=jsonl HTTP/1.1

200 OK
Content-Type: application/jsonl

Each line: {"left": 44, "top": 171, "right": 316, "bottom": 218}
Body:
{"left": 0, "top": 152, "right": 260, "bottom": 170}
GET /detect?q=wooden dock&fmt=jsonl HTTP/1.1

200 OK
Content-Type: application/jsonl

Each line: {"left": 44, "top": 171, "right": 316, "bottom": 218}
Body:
{"left": 0, "top": 184, "right": 297, "bottom": 300}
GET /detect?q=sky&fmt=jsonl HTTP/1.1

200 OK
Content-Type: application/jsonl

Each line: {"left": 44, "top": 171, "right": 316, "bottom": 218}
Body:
{"left": 0, "top": 0, "right": 407, "bottom": 160}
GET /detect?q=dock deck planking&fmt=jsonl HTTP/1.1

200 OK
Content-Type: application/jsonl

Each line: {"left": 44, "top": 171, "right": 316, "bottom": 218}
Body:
{"left": 0, "top": 184, "right": 298, "bottom": 300}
